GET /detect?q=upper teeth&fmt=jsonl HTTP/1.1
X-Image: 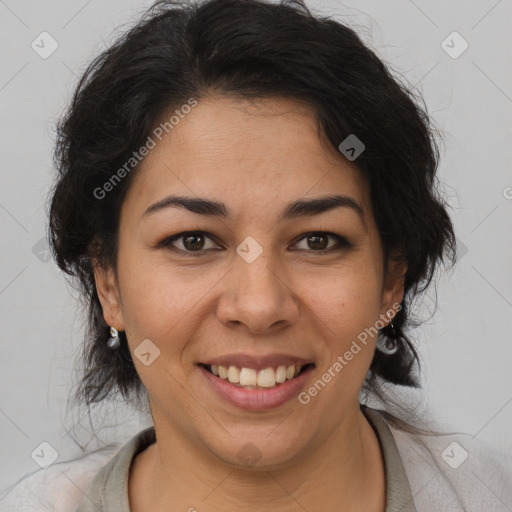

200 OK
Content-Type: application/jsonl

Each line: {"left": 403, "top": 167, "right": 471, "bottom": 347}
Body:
{"left": 210, "top": 364, "right": 302, "bottom": 388}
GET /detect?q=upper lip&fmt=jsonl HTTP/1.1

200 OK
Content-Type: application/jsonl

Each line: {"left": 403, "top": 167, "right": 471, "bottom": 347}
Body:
{"left": 199, "top": 353, "right": 315, "bottom": 371}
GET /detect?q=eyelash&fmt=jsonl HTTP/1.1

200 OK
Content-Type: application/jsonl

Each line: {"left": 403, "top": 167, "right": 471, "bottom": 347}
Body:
{"left": 158, "top": 231, "right": 354, "bottom": 257}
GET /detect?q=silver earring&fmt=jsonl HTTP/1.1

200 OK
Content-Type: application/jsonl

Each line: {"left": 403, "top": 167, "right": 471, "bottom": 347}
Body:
{"left": 107, "top": 326, "right": 120, "bottom": 349}
{"left": 376, "top": 312, "right": 399, "bottom": 355}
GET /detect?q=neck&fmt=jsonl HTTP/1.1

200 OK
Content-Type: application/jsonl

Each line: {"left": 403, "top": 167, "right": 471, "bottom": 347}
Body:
{"left": 129, "top": 406, "right": 386, "bottom": 512}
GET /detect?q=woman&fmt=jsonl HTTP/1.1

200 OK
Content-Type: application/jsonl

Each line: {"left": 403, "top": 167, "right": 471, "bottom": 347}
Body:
{"left": 3, "top": 0, "right": 511, "bottom": 510}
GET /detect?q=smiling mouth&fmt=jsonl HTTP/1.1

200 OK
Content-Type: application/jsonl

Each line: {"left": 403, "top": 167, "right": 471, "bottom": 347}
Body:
{"left": 198, "top": 363, "right": 315, "bottom": 390}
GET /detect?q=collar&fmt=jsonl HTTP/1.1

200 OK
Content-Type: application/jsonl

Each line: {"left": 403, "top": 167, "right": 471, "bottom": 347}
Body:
{"left": 77, "top": 406, "right": 416, "bottom": 511}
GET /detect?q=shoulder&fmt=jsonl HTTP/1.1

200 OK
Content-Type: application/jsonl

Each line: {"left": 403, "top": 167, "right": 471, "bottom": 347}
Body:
{"left": 389, "top": 421, "right": 512, "bottom": 512}
{"left": 0, "top": 444, "right": 121, "bottom": 512}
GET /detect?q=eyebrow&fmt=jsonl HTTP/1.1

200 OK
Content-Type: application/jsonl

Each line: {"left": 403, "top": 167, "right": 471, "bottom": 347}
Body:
{"left": 143, "top": 194, "right": 366, "bottom": 227}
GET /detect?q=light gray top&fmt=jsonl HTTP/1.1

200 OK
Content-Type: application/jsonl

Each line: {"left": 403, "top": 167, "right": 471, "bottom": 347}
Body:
{"left": 3, "top": 406, "right": 511, "bottom": 511}
{"left": 74, "top": 407, "right": 417, "bottom": 512}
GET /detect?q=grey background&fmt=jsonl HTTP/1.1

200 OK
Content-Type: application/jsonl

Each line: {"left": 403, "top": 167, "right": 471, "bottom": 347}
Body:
{"left": 1, "top": 0, "right": 511, "bottom": 497}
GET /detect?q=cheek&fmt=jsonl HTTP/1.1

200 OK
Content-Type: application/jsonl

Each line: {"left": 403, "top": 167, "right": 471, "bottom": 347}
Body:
{"left": 309, "top": 260, "right": 383, "bottom": 319}
{"left": 116, "top": 251, "right": 220, "bottom": 347}
{"left": 310, "top": 287, "right": 381, "bottom": 394}
{"left": 304, "top": 265, "right": 383, "bottom": 363}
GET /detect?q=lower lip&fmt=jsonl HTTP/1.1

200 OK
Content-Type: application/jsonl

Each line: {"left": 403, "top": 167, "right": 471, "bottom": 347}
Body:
{"left": 198, "top": 365, "right": 315, "bottom": 411}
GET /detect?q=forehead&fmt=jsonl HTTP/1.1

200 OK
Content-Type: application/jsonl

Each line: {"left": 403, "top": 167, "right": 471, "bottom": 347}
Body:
{"left": 121, "top": 96, "right": 370, "bottom": 222}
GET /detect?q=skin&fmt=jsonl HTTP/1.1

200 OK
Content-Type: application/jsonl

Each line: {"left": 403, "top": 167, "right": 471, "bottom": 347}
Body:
{"left": 94, "top": 96, "right": 407, "bottom": 512}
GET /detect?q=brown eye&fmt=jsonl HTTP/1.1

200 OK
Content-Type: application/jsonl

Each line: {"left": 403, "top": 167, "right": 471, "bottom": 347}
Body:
{"left": 292, "top": 232, "right": 353, "bottom": 253}
{"left": 306, "top": 234, "right": 329, "bottom": 250}
{"left": 182, "top": 233, "right": 205, "bottom": 251}
{"left": 159, "top": 231, "right": 221, "bottom": 256}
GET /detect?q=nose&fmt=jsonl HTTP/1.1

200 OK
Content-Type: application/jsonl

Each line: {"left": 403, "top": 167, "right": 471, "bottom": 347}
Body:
{"left": 216, "top": 248, "right": 300, "bottom": 334}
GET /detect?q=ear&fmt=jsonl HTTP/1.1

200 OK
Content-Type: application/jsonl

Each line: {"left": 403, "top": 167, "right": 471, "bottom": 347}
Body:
{"left": 380, "top": 252, "right": 407, "bottom": 321}
{"left": 92, "top": 259, "right": 125, "bottom": 331}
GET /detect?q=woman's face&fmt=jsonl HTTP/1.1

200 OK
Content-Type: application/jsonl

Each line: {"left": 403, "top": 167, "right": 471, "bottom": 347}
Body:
{"left": 95, "top": 96, "right": 405, "bottom": 468}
